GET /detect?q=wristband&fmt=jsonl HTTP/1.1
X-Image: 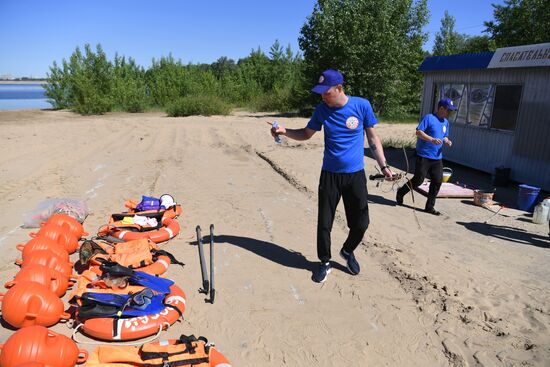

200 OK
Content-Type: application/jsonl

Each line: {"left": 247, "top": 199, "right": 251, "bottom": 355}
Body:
{"left": 381, "top": 165, "right": 390, "bottom": 170}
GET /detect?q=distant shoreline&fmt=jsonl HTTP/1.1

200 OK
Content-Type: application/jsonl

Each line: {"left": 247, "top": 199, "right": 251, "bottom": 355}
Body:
{"left": 0, "top": 80, "right": 47, "bottom": 85}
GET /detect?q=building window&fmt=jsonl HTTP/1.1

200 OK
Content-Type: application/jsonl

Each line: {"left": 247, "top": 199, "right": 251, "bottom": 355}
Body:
{"left": 434, "top": 82, "right": 519, "bottom": 131}
{"left": 469, "top": 84, "right": 494, "bottom": 127}
{"left": 491, "top": 85, "right": 522, "bottom": 131}
{"left": 436, "top": 83, "right": 467, "bottom": 123}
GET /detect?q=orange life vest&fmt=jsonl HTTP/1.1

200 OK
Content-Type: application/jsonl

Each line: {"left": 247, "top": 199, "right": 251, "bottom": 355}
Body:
{"left": 91, "top": 239, "right": 159, "bottom": 268}
{"left": 87, "top": 335, "right": 231, "bottom": 366}
{"left": 69, "top": 266, "right": 146, "bottom": 302}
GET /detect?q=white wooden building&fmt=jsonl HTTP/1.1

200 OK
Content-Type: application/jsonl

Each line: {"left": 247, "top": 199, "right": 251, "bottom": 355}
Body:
{"left": 419, "top": 42, "right": 550, "bottom": 190}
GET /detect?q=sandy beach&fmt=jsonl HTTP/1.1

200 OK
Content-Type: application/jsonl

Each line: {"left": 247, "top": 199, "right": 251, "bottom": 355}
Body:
{"left": 0, "top": 109, "right": 549, "bottom": 366}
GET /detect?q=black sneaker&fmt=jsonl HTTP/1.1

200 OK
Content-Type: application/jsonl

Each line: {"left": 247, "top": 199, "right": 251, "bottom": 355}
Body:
{"left": 396, "top": 192, "right": 404, "bottom": 205}
{"left": 340, "top": 249, "right": 360, "bottom": 275}
{"left": 424, "top": 207, "right": 441, "bottom": 216}
{"left": 312, "top": 262, "right": 331, "bottom": 283}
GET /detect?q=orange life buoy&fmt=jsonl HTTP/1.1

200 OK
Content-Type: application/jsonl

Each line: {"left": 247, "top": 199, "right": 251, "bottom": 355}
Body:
{"left": 100, "top": 217, "right": 180, "bottom": 243}
{"left": 88, "top": 248, "right": 171, "bottom": 276}
{"left": 134, "top": 254, "right": 171, "bottom": 275}
{"left": 78, "top": 284, "right": 186, "bottom": 341}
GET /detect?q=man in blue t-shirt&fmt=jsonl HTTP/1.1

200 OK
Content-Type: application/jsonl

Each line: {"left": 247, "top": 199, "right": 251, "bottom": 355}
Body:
{"left": 270, "top": 69, "right": 393, "bottom": 283}
{"left": 395, "top": 98, "right": 455, "bottom": 215}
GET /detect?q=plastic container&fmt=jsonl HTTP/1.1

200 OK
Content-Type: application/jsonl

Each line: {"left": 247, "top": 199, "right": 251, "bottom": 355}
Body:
{"left": 442, "top": 167, "right": 453, "bottom": 183}
{"left": 517, "top": 184, "right": 540, "bottom": 212}
{"left": 272, "top": 121, "right": 282, "bottom": 144}
{"left": 493, "top": 167, "right": 511, "bottom": 187}
{"left": 533, "top": 202, "right": 549, "bottom": 224}
{"left": 474, "top": 190, "right": 494, "bottom": 206}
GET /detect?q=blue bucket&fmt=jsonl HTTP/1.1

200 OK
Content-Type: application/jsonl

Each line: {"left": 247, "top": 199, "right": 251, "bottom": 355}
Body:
{"left": 517, "top": 184, "right": 540, "bottom": 212}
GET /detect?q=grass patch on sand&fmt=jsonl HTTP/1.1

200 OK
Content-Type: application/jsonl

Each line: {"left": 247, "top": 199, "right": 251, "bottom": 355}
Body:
{"left": 166, "top": 95, "right": 231, "bottom": 117}
{"left": 381, "top": 137, "right": 416, "bottom": 149}
{"left": 379, "top": 114, "right": 418, "bottom": 124}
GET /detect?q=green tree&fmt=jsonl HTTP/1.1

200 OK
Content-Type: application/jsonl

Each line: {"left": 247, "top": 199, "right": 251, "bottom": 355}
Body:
{"left": 145, "top": 54, "right": 187, "bottom": 107}
{"left": 299, "top": 0, "right": 429, "bottom": 116}
{"left": 45, "top": 44, "right": 113, "bottom": 114}
{"left": 211, "top": 56, "right": 236, "bottom": 79}
{"left": 44, "top": 60, "right": 70, "bottom": 109}
{"left": 484, "top": 0, "right": 550, "bottom": 47}
{"left": 432, "top": 12, "right": 496, "bottom": 55}
{"left": 112, "top": 55, "right": 147, "bottom": 112}
{"left": 269, "top": 40, "right": 284, "bottom": 62}
{"left": 460, "top": 35, "right": 496, "bottom": 53}
{"left": 432, "top": 11, "right": 463, "bottom": 55}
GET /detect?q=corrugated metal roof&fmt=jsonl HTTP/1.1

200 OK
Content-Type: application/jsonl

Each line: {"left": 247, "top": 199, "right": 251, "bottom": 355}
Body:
{"left": 419, "top": 52, "right": 494, "bottom": 72}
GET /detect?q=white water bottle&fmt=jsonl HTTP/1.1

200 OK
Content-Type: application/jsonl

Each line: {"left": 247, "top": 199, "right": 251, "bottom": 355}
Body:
{"left": 533, "top": 202, "right": 549, "bottom": 224}
{"left": 272, "top": 121, "right": 282, "bottom": 144}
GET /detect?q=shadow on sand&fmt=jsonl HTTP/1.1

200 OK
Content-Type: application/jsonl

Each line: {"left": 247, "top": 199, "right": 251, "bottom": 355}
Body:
{"left": 193, "top": 234, "right": 349, "bottom": 274}
{"left": 368, "top": 193, "right": 399, "bottom": 208}
{"left": 456, "top": 221, "right": 550, "bottom": 249}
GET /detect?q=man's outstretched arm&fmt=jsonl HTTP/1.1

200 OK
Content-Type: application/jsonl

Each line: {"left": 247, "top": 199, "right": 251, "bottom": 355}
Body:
{"left": 269, "top": 122, "right": 317, "bottom": 141}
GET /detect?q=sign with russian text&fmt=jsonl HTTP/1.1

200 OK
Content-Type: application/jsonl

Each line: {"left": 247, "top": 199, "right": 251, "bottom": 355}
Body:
{"left": 488, "top": 42, "right": 550, "bottom": 68}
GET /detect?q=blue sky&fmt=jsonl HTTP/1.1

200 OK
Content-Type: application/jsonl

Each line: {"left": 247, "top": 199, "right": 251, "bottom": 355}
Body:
{"left": 0, "top": 0, "right": 503, "bottom": 78}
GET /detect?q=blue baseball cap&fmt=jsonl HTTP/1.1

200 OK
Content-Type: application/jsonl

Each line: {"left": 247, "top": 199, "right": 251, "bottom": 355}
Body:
{"left": 311, "top": 69, "right": 344, "bottom": 94}
{"left": 438, "top": 97, "right": 458, "bottom": 111}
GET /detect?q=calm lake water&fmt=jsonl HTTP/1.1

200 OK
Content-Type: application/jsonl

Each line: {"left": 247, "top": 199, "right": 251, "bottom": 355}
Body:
{"left": 0, "top": 84, "right": 52, "bottom": 110}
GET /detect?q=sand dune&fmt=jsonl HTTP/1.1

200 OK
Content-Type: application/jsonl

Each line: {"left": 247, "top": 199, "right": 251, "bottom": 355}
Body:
{"left": 0, "top": 109, "right": 548, "bottom": 366}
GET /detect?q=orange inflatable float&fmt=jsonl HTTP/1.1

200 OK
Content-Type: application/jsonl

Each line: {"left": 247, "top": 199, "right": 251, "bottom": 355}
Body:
{"left": 87, "top": 334, "right": 230, "bottom": 366}
{"left": 29, "top": 224, "right": 79, "bottom": 254}
{"left": 77, "top": 284, "right": 186, "bottom": 341}
{"left": 17, "top": 237, "right": 70, "bottom": 263}
{"left": 5, "top": 265, "right": 71, "bottom": 297}
{"left": 0, "top": 325, "right": 87, "bottom": 367}
{"left": 43, "top": 213, "right": 88, "bottom": 239}
{"left": 16, "top": 249, "right": 74, "bottom": 279}
{"left": 0, "top": 281, "right": 70, "bottom": 328}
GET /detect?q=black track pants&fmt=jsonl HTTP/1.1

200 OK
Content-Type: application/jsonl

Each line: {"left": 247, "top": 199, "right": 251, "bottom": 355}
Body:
{"left": 397, "top": 156, "right": 443, "bottom": 211}
{"left": 317, "top": 170, "right": 370, "bottom": 263}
